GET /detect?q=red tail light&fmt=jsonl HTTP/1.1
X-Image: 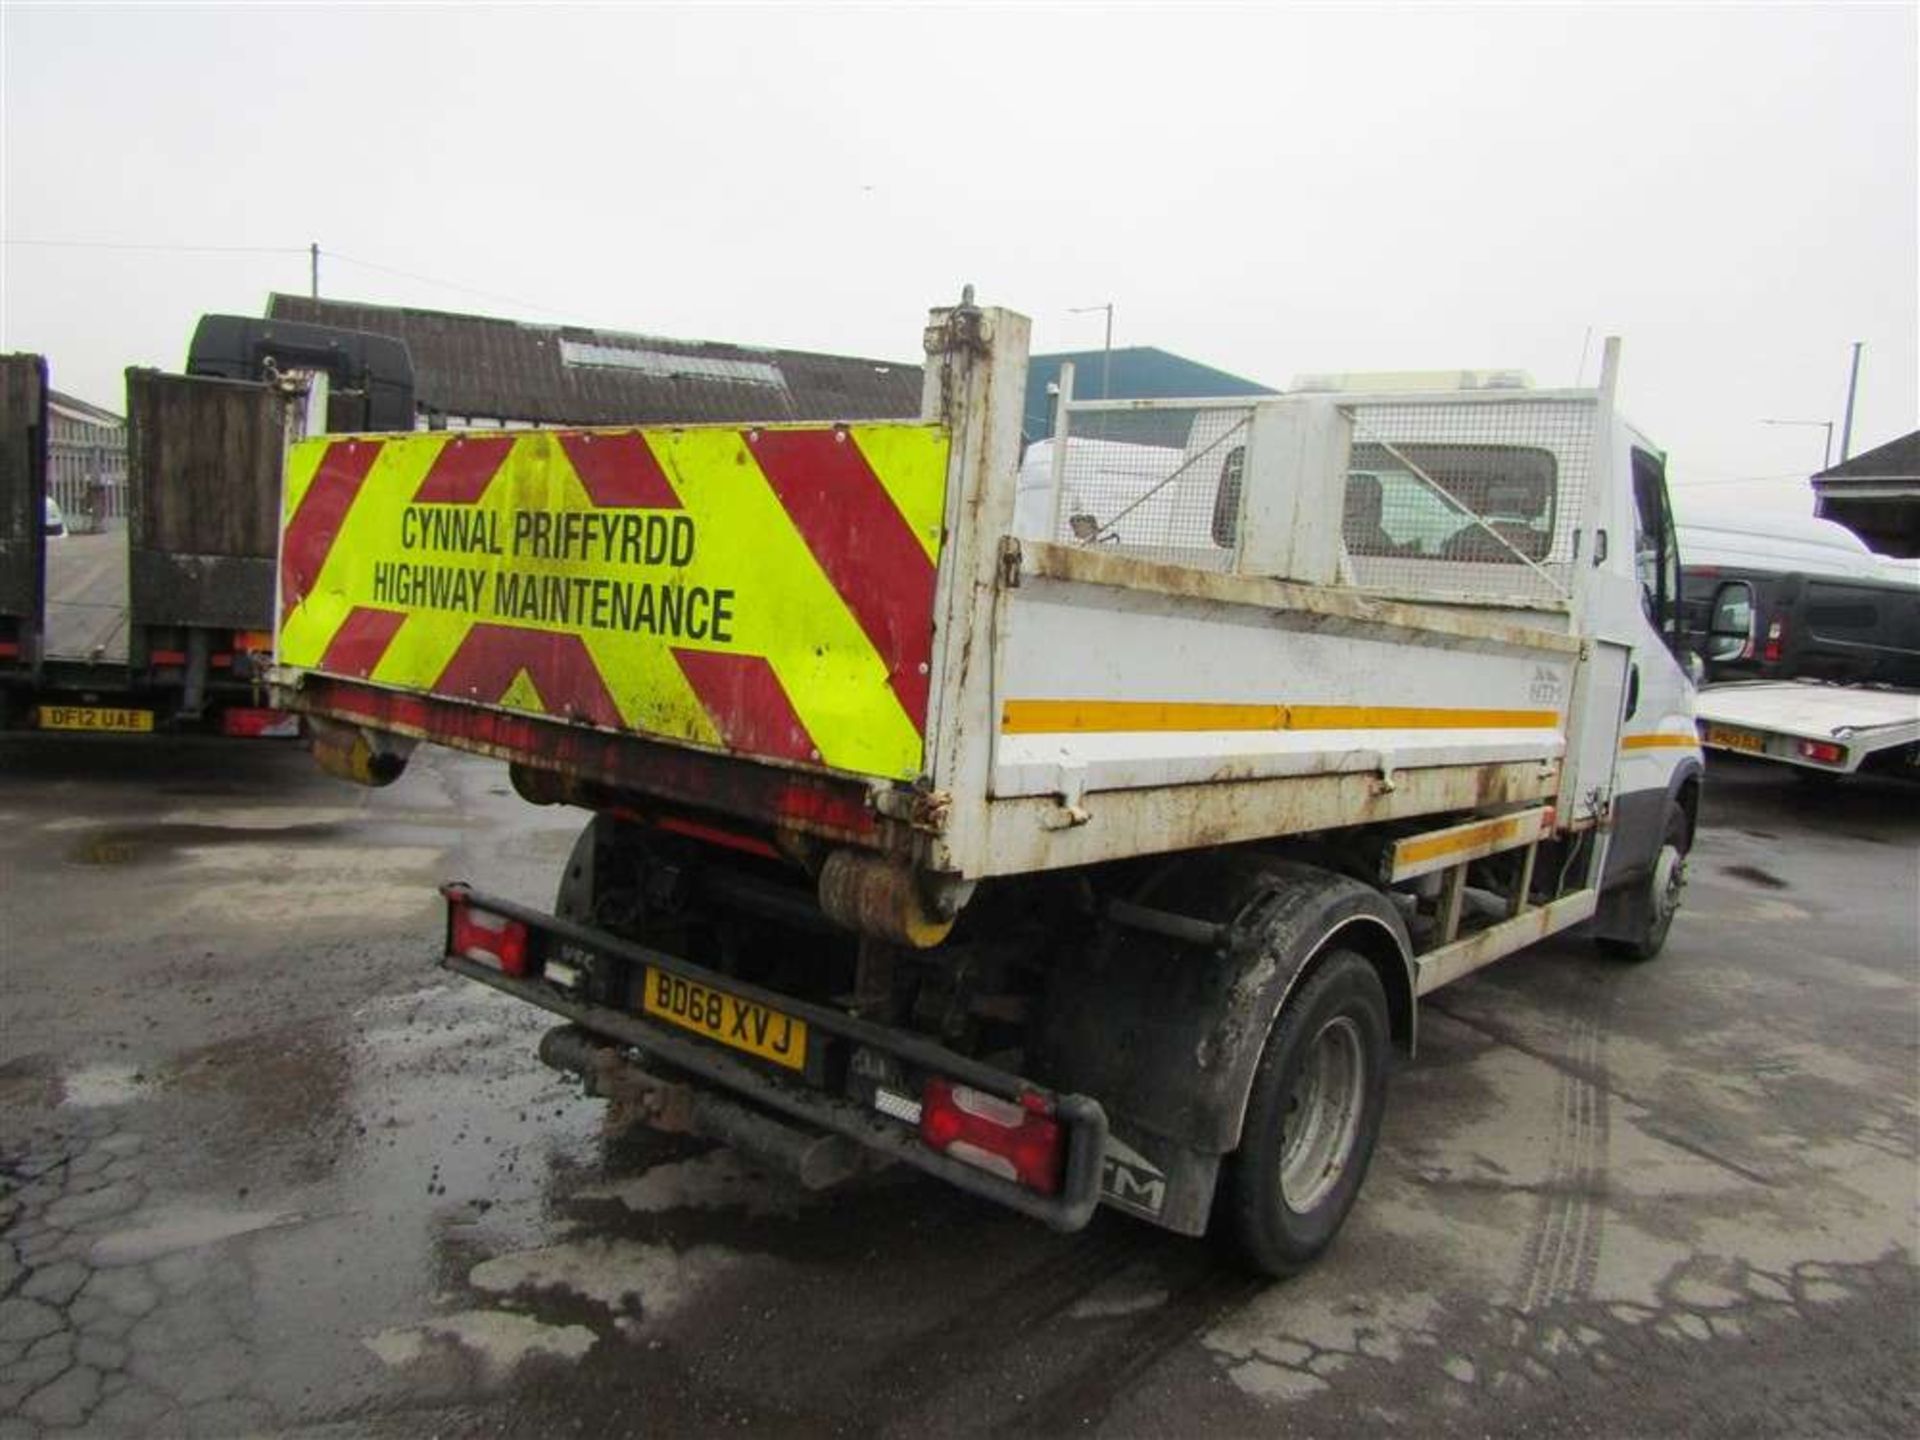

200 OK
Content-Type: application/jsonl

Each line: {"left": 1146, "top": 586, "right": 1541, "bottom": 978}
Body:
{"left": 450, "top": 898, "right": 531, "bottom": 977}
{"left": 919, "top": 1078, "right": 1064, "bottom": 1195}
{"left": 1762, "top": 617, "right": 1786, "bottom": 664}
{"left": 1797, "top": 739, "right": 1846, "bottom": 766}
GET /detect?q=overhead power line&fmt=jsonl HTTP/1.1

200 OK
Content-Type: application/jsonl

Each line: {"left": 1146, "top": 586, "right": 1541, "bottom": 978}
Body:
{"left": 2, "top": 238, "right": 307, "bottom": 256}
{"left": 319, "top": 250, "right": 573, "bottom": 318}
{"left": 4, "top": 235, "right": 580, "bottom": 321}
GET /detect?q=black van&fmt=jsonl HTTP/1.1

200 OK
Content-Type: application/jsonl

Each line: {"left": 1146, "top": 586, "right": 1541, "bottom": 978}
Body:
{"left": 1684, "top": 566, "right": 1920, "bottom": 689}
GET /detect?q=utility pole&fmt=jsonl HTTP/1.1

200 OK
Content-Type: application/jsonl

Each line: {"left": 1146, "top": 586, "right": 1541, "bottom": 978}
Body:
{"left": 310, "top": 242, "right": 320, "bottom": 300}
{"left": 1838, "top": 341, "right": 1863, "bottom": 463}
{"left": 1069, "top": 303, "right": 1114, "bottom": 399}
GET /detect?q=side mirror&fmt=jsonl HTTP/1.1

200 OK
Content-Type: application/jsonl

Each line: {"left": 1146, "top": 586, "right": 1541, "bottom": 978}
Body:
{"left": 1706, "top": 580, "right": 1755, "bottom": 663}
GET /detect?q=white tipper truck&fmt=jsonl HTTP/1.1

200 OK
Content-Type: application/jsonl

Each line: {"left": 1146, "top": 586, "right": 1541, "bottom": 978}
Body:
{"left": 269, "top": 296, "right": 1701, "bottom": 1275}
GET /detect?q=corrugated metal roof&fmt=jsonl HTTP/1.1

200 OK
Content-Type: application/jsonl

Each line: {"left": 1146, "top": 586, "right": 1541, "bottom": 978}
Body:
{"left": 265, "top": 294, "right": 925, "bottom": 428}
{"left": 1814, "top": 429, "right": 1920, "bottom": 484}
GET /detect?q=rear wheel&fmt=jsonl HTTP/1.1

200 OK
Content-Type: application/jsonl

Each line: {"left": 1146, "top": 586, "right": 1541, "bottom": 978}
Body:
{"left": 1598, "top": 800, "right": 1689, "bottom": 962}
{"left": 1223, "top": 950, "right": 1391, "bottom": 1277}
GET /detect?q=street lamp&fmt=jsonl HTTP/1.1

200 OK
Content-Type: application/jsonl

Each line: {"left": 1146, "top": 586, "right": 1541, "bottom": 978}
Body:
{"left": 1761, "top": 418, "right": 1835, "bottom": 471}
{"left": 1068, "top": 303, "right": 1114, "bottom": 400}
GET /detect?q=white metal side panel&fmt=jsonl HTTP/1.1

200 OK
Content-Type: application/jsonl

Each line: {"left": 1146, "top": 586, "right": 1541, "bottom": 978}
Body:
{"left": 989, "top": 572, "right": 1572, "bottom": 801}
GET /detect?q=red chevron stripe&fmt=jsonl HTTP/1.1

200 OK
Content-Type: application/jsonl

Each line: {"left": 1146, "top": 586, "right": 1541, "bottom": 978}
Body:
{"left": 413, "top": 434, "right": 514, "bottom": 503}
{"left": 744, "top": 429, "right": 934, "bottom": 731}
{"left": 672, "top": 648, "right": 817, "bottom": 764}
{"left": 282, "top": 440, "right": 384, "bottom": 622}
{"left": 558, "top": 432, "right": 681, "bottom": 509}
{"left": 431, "top": 623, "right": 623, "bottom": 729}
{"left": 317, "top": 606, "right": 407, "bottom": 679}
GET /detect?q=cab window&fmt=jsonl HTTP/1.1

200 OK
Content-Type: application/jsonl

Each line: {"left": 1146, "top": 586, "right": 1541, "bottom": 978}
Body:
{"left": 1630, "top": 448, "right": 1681, "bottom": 647}
{"left": 1346, "top": 443, "right": 1556, "bottom": 563}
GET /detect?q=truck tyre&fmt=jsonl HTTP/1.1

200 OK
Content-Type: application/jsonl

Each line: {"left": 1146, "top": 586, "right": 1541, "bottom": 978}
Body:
{"left": 1224, "top": 949, "right": 1391, "bottom": 1277}
{"left": 1598, "top": 800, "right": 1689, "bottom": 962}
{"left": 555, "top": 819, "right": 597, "bottom": 923}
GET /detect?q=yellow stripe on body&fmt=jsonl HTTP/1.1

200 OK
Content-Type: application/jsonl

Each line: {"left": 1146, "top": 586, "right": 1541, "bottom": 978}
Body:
{"left": 1000, "top": 698, "right": 1561, "bottom": 735}
{"left": 1620, "top": 733, "right": 1701, "bottom": 751}
{"left": 1396, "top": 816, "right": 1529, "bottom": 867}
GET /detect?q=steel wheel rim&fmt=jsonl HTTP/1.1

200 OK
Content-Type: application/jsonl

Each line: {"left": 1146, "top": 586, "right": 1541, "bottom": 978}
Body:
{"left": 1651, "top": 842, "right": 1685, "bottom": 924}
{"left": 1278, "top": 1014, "right": 1366, "bottom": 1213}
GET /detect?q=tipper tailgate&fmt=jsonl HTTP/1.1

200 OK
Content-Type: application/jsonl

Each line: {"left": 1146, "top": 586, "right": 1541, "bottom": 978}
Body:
{"left": 276, "top": 421, "right": 950, "bottom": 781}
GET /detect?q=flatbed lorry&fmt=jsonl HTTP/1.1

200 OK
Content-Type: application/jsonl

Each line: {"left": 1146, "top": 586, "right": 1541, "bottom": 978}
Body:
{"left": 1682, "top": 515, "right": 1920, "bottom": 778}
{"left": 270, "top": 296, "right": 1701, "bottom": 1273}
{"left": 0, "top": 318, "right": 412, "bottom": 736}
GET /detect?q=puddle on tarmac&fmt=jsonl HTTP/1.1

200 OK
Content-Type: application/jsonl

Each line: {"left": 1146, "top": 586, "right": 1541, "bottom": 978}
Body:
{"left": 68, "top": 821, "right": 347, "bottom": 866}
{"left": 338, "top": 986, "right": 605, "bottom": 1292}
{"left": 1724, "top": 864, "right": 1790, "bottom": 891}
{"left": 89, "top": 1205, "right": 304, "bottom": 1265}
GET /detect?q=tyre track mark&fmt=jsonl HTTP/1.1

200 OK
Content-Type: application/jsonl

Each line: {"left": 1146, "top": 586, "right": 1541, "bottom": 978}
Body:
{"left": 860, "top": 1220, "right": 1158, "bottom": 1415}
{"left": 998, "top": 1254, "right": 1266, "bottom": 1435}
{"left": 1515, "top": 1008, "right": 1610, "bottom": 1314}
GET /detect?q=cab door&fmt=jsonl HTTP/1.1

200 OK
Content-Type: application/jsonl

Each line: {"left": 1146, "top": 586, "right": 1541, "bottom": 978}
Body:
{"left": 1599, "top": 442, "right": 1701, "bottom": 891}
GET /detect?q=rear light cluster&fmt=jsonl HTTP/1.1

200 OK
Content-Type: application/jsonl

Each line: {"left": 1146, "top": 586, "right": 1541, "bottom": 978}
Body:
{"left": 449, "top": 895, "right": 531, "bottom": 977}
{"left": 1797, "top": 739, "right": 1847, "bottom": 766}
{"left": 906, "top": 1077, "right": 1065, "bottom": 1196}
{"left": 1762, "top": 617, "right": 1787, "bottom": 664}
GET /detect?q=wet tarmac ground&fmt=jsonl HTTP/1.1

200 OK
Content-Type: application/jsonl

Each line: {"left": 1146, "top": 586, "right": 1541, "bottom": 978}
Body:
{"left": 42, "top": 529, "right": 130, "bottom": 665}
{"left": 1, "top": 738, "right": 1915, "bottom": 1437}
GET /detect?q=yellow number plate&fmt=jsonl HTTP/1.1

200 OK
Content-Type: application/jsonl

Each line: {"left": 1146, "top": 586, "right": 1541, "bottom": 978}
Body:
{"left": 1704, "top": 724, "right": 1765, "bottom": 754}
{"left": 642, "top": 968, "right": 808, "bottom": 1071}
{"left": 37, "top": 706, "right": 154, "bottom": 733}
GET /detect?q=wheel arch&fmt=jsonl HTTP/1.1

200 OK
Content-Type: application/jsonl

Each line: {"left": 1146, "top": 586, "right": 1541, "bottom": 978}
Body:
{"left": 1594, "top": 755, "right": 1702, "bottom": 942}
{"left": 1673, "top": 764, "right": 1703, "bottom": 848}
{"left": 1316, "top": 910, "right": 1416, "bottom": 1060}
{"left": 1033, "top": 855, "right": 1413, "bottom": 1164}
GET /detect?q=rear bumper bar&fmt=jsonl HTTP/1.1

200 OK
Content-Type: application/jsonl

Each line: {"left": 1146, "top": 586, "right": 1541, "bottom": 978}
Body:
{"left": 439, "top": 884, "right": 1109, "bottom": 1232}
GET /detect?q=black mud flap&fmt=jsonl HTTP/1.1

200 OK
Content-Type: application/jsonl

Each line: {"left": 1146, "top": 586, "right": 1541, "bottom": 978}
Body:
{"left": 1033, "top": 857, "right": 1413, "bottom": 1233}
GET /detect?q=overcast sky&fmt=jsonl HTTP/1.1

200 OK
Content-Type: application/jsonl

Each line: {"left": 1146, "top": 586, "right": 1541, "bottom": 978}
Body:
{"left": 3, "top": 2, "right": 1914, "bottom": 523}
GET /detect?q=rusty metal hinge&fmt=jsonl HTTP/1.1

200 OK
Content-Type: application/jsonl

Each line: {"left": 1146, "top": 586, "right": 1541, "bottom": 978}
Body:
{"left": 999, "top": 536, "right": 1023, "bottom": 589}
